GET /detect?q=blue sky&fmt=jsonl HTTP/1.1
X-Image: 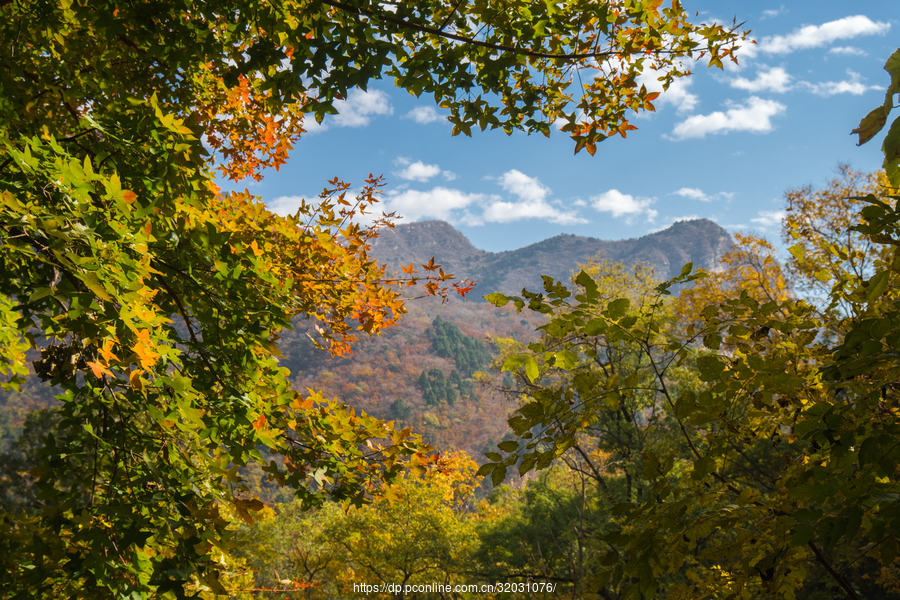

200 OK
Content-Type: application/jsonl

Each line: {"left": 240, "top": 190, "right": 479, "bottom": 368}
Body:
{"left": 241, "top": 2, "right": 896, "bottom": 253}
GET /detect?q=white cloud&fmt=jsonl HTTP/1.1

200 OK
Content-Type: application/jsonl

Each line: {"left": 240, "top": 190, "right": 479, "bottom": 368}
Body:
{"left": 829, "top": 46, "right": 867, "bottom": 56}
{"left": 674, "top": 188, "right": 711, "bottom": 202}
{"left": 672, "top": 188, "right": 734, "bottom": 203}
{"left": 591, "top": 189, "right": 657, "bottom": 222}
{"left": 751, "top": 210, "right": 786, "bottom": 227}
{"left": 636, "top": 65, "right": 699, "bottom": 114}
{"left": 730, "top": 67, "right": 793, "bottom": 93}
{"left": 442, "top": 171, "right": 457, "bottom": 181}
{"left": 728, "top": 66, "right": 878, "bottom": 97}
{"left": 486, "top": 169, "right": 584, "bottom": 225}
{"left": 383, "top": 187, "right": 496, "bottom": 223}
{"left": 761, "top": 6, "right": 786, "bottom": 19}
{"left": 498, "top": 169, "right": 552, "bottom": 203}
{"left": 670, "top": 96, "right": 786, "bottom": 139}
{"left": 405, "top": 106, "right": 446, "bottom": 124}
{"left": 301, "top": 118, "right": 328, "bottom": 135}
{"left": 306, "top": 90, "right": 393, "bottom": 133}
{"left": 480, "top": 200, "right": 585, "bottom": 225}
{"left": 799, "top": 70, "right": 879, "bottom": 96}
{"left": 756, "top": 15, "right": 890, "bottom": 54}
{"left": 333, "top": 89, "right": 393, "bottom": 127}
{"left": 267, "top": 195, "right": 314, "bottom": 217}
{"left": 395, "top": 159, "right": 442, "bottom": 182}
{"left": 378, "top": 169, "right": 584, "bottom": 226}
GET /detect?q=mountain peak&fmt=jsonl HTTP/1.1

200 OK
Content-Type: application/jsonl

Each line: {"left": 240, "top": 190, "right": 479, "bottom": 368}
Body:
{"left": 371, "top": 219, "right": 732, "bottom": 297}
{"left": 370, "top": 220, "right": 484, "bottom": 267}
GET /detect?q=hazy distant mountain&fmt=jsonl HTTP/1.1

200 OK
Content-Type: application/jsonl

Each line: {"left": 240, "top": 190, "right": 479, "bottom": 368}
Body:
{"left": 370, "top": 219, "right": 733, "bottom": 296}
{"left": 0, "top": 219, "right": 735, "bottom": 462}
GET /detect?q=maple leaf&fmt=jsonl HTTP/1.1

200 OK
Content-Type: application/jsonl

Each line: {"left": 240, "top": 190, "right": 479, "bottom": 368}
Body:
{"left": 253, "top": 414, "right": 266, "bottom": 431}
{"left": 133, "top": 329, "right": 160, "bottom": 370}
{"left": 422, "top": 257, "right": 440, "bottom": 272}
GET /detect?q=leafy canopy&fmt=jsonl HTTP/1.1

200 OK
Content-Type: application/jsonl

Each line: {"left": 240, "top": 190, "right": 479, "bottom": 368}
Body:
{"left": 0, "top": 0, "right": 745, "bottom": 596}
{"left": 477, "top": 49, "right": 900, "bottom": 598}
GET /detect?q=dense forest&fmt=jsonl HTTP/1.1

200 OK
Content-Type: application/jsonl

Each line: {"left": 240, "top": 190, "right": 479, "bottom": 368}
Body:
{"left": 3, "top": 1, "right": 900, "bottom": 599}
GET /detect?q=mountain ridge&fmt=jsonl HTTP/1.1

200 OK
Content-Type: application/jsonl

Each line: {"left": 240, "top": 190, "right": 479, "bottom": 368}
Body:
{"left": 370, "top": 218, "right": 733, "bottom": 296}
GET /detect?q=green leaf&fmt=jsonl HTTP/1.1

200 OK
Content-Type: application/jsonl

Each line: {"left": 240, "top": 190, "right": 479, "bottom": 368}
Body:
{"left": 584, "top": 318, "right": 606, "bottom": 336}
{"left": 485, "top": 292, "right": 511, "bottom": 307}
{"left": 790, "top": 523, "right": 815, "bottom": 547}
{"left": 574, "top": 270, "right": 599, "bottom": 299}
{"left": 817, "top": 517, "right": 846, "bottom": 550}
{"left": 519, "top": 454, "right": 536, "bottom": 475}
{"left": 852, "top": 106, "right": 888, "bottom": 146}
{"left": 674, "top": 392, "right": 696, "bottom": 419}
{"left": 497, "top": 440, "right": 519, "bottom": 452}
{"left": 82, "top": 272, "right": 112, "bottom": 302}
{"left": 866, "top": 270, "right": 890, "bottom": 301}
{"left": 691, "top": 456, "right": 715, "bottom": 480}
{"left": 523, "top": 356, "right": 539, "bottom": 382}
{"left": 679, "top": 262, "right": 694, "bottom": 277}
{"left": 476, "top": 463, "right": 497, "bottom": 477}
{"left": 28, "top": 287, "right": 53, "bottom": 302}
{"left": 641, "top": 451, "right": 661, "bottom": 479}
{"left": 502, "top": 355, "right": 526, "bottom": 372}
{"left": 881, "top": 537, "right": 899, "bottom": 566}
{"left": 696, "top": 355, "right": 726, "bottom": 382}
{"left": 814, "top": 269, "right": 832, "bottom": 283}
{"left": 491, "top": 465, "right": 508, "bottom": 486}
{"left": 885, "top": 48, "right": 900, "bottom": 79}
{"left": 883, "top": 114, "right": 900, "bottom": 186}
{"left": 553, "top": 349, "right": 578, "bottom": 370}
{"left": 607, "top": 298, "right": 630, "bottom": 319}
{"left": 843, "top": 508, "right": 863, "bottom": 543}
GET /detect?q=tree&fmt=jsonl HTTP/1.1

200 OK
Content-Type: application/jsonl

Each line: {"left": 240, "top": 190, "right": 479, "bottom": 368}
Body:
{"left": 237, "top": 451, "right": 482, "bottom": 600}
{"left": 782, "top": 165, "right": 891, "bottom": 324}
{"left": 477, "top": 457, "right": 605, "bottom": 597}
{"left": 673, "top": 233, "right": 792, "bottom": 330}
{"left": 0, "top": 0, "right": 745, "bottom": 596}
{"left": 478, "top": 49, "right": 900, "bottom": 598}
{"left": 481, "top": 260, "right": 735, "bottom": 599}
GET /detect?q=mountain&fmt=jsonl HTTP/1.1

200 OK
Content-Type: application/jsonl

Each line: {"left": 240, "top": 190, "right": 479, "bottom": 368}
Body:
{"left": 1, "top": 219, "right": 735, "bottom": 463}
{"left": 370, "top": 219, "right": 733, "bottom": 296}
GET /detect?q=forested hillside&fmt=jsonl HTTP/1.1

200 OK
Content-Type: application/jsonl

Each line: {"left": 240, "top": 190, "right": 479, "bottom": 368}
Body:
{"left": 3, "top": 1, "right": 900, "bottom": 599}
{"left": 0, "top": 221, "right": 727, "bottom": 458}
{"left": 285, "top": 298, "right": 540, "bottom": 458}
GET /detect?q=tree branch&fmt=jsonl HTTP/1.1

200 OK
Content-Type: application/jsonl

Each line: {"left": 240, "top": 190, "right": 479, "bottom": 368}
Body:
{"left": 807, "top": 541, "right": 861, "bottom": 600}
{"left": 320, "top": 0, "right": 621, "bottom": 61}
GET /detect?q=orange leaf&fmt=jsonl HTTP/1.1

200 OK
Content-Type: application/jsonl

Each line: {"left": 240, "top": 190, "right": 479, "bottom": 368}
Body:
{"left": 253, "top": 414, "right": 266, "bottom": 431}
{"left": 86, "top": 361, "right": 111, "bottom": 378}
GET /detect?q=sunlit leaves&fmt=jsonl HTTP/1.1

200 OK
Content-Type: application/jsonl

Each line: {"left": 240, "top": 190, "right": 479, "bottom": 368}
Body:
{"left": 852, "top": 48, "right": 900, "bottom": 186}
{"left": 0, "top": 4, "right": 444, "bottom": 596}
{"left": 482, "top": 210, "right": 900, "bottom": 598}
{"left": 782, "top": 165, "right": 893, "bottom": 324}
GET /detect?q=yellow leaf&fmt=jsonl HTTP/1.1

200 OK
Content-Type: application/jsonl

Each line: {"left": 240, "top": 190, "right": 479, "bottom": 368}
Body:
{"left": 129, "top": 369, "right": 143, "bottom": 391}
{"left": 82, "top": 272, "right": 112, "bottom": 302}
{"left": 133, "top": 330, "right": 160, "bottom": 369}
